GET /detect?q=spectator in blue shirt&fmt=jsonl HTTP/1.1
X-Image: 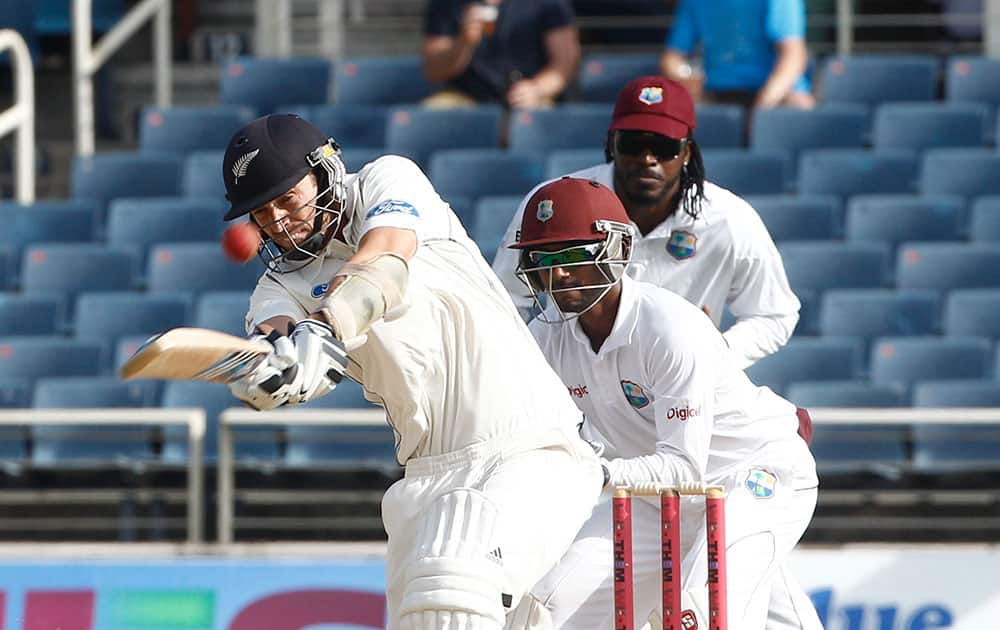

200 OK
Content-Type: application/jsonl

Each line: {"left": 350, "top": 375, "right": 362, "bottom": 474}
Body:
{"left": 661, "top": 0, "right": 815, "bottom": 110}
{"left": 422, "top": 0, "right": 580, "bottom": 109}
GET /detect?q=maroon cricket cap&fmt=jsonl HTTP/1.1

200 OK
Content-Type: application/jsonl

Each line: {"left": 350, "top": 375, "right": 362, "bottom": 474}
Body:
{"left": 609, "top": 76, "right": 696, "bottom": 140}
{"left": 510, "top": 177, "right": 629, "bottom": 249}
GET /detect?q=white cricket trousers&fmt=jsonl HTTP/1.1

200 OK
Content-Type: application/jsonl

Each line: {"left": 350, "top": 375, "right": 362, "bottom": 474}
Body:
{"left": 381, "top": 427, "right": 604, "bottom": 629}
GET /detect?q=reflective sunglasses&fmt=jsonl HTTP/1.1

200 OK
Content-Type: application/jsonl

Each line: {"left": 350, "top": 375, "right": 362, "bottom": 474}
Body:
{"left": 525, "top": 242, "right": 604, "bottom": 268}
{"left": 614, "top": 130, "right": 686, "bottom": 161}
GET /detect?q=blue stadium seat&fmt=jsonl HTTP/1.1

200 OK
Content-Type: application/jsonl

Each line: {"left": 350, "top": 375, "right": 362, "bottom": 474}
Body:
{"left": 194, "top": 292, "right": 249, "bottom": 338}
{"left": 810, "top": 423, "right": 909, "bottom": 477}
{"left": 0, "top": 294, "right": 62, "bottom": 336}
{"left": 545, "top": 150, "right": 607, "bottom": 179}
{"left": 693, "top": 105, "right": 745, "bottom": 149}
{"left": 182, "top": 151, "right": 226, "bottom": 200}
{"left": 146, "top": 243, "right": 263, "bottom": 295}
{"left": 785, "top": 380, "right": 906, "bottom": 408}
{"left": 0, "top": 379, "right": 29, "bottom": 409}
{"left": 701, "top": 150, "right": 786, "bottom": 195}
{"left": 970, "top": 196, "right": 1000, "bottom": 241}
{"left": 896, "top": 243, "right": 1000, "bottom": 290}
{"left": 0, "top": 200, "right": 97, "bottom": 262}
{"left": 71, "top": 152, "right": 183, "bottom": 219}
{"left": 820, "top": 55, "right": 938, "bottom": 106}
{"left": 429, "top": 150, "right": 544, "bottom": 201}
{"left": 943, "top": 289, "right": 1000, "bottom": 338}
{"left": 34, "top": 0, "right": 122, "bottom": 33}
{"left": 819, "top": 289, "right": 940, "bottom": 358}
{"left": 21, "top": 245, "right": 136, "bottom": 307}
{"left": 913, "top": 380, "right": 1000, "bottom": 407}
{"left": 472, "top": 196, "right": 522, "bottom": 263}
{"left": 0, "top": 248, "right": 12, "bottom": 290}
{"left": 139, "top": 106, "right": 255, "bottom": 155}
{"left": 794, "top": 289, "right": 820, "bottom": 336}
{"left": 333, "top": 56, "right": 436, "bottom": 105}
{"left": 946, "top": 56, "right": 1000, "bottom": 106}
{"left": 745, "top": 195, "right": 840, "bottom": 240}
{"left": 114, "top": 335, "right": 162, "bottom": 406}
{"left": 341, "top": 147, "right": 386, "bottom": 172}
{"left": 32, "top": 377, "right": 153, "bottom": 465}
{"left": 912, "top": 423, "right": 1000, "bottom": 473}
{"left": 74, "top": 292, "right": 190, "bottom": 352}
{"left": 920, "top": 149, "right": 1000, "bottom": 198}
{"left": 576, "top": 54, "right": 660, "bottom": 102}
{"left": 508, "top": 105, "right": 611, "bottom": 153}
{"left": 0, "top": 337, "right": 104, "bottom": 384}
{"left": 799, "top": 150, "right": 918, "bottom": 197}
{"left": 745, "top": 337, "right": 861, "bottom": 395}
{"left": 161, "top": 381, "right": 279, "bottom": 463}
{"left": 845, "top": 195, "right": 965, "bottom": 252}
{"left": 386, "top": 106, "right": 503, "bottom": 166}
{"left": 873, "top": 103, "right": 990, "bottom": 151}
{"left": 871, "top": 336, "right": 992, "bottom": 393}
{"left": 779, "top": 242, "right": 890, "bottom": 292}
{"left": 0, "top": 1, "right": 38, "bottom": 63}
{"left": 444, "top": 196, "right": 474, "bottom": 228}
{"left": 106, "top": 197, "right": 228, "bottom": 267}
{"left": 221, "top": 57, "right": 330, "bottom": 115}
{"left": 286, "top": 104, "right": 390, "bottom": 149}
{"left": 750, "top": 105, "right": 869, "bottom": 180}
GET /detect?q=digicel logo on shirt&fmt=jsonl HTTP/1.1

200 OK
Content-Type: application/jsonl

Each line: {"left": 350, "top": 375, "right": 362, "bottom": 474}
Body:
{"left": 567, "top": 384, "right": 589, "bottom": 398}
{"left": 666, "top": 405, "right": 701, "bottom": 421}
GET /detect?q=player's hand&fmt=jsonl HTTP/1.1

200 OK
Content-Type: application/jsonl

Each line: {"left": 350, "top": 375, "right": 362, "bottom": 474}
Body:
{"left": 228, "top": 331, "right": 303, "bottom": 411}
{"left": 289, "top": 319, "right": 348, "bottom": 403}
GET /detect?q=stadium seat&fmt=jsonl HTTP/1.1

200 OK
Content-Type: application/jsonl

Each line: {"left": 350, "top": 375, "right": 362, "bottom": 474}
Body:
{"left": 799, "top": 150, "right": 918, "bottom": 197}
{"left": 429, "top": 150, "right": 544, "bottom": 201}
{"left": 0, "top": 379, "right": 30, "bottom": 408}
{"left": 946, "top": 56, "right": 1000, "bottom": 106}
{"left": 700, "top": 150, "right": 786, "bottom": 195}
{"left": 819, "top": 55, "right": 938, "bottom": 106}
{"left": 182, "top": 151, "right": 226, "bottom": 200}
{"left": 139, "top": 106, "right": 255, "bottom": 155}
{"left": 912, "top": 423, "right": 1000, "bottom": 473}
{"left": 779, "top": 242, "right": 890, "bottom": 293}
{"left": 0, "top": 337, "right": 104, "bottom": 384}
{"left": 745, "top": 195, "right": 840, "bottom": 240}
{"left": 785, "top": 380, "right": 906, "bottom": 408}
{"left": 31, "top": 377, "right": 153, "bottom": 465}
{"left": 896, "top": 243, "right": 1000, "bottom": 290}
{"left": 0, "top": 294, "right": 62, "bottom": 336}
{"left": 845, "top": 195, "right": 965, "bottom": 252}
{"left": 146, "top": 243, "right": 263, "bottom": 295}
{"left": 871, "top": 336, "right": 992, "bottom": 393}
{"left": 74, "top": 293, "right": 190, "bottom": 352}
{"left": 221, "top": 57, "right": 331, "bottom": 115}
{"left": 545, "top": 149, "right": 607, "bottom": 179}
{"left": 114, "top": 335, "right": 162, "bottom": 407}
{"left": 285, "top": 104, "right": 390, "bottom": 149}
{"left": 872, "top": 103, "right": 990, "bottom": 151}
{"left": 810, "top": 423, "right": 909, "bottom": 478}
{"left": 386, "top": 106, "right": 503, "bottom": 166}
{"left": 21, "top": 245, "right": 136, "bottom": 307}
{"left": 0, "top": 248, "right": 12, "bottom": 290}
{"left": 913, "top": 379, "right": 1000, "bottom": 407}
{"left": 444, "top": 196, "right": 473, "bottom": 228}
{"left": 341, "top": 147, "right": 386, "bottom": 172}
{"left": 161, "top": 381, "right": 280, "bottom": 463}
{"left": 472, "top": 196, "right": 522, "bottom": 263}
{"left": 508, "top": 106, "right": 611, "bottom": 153}
{"left": 693, "top": 105, "right": 745, "bottom": 149}
{"left": 819, "top": 289, "right": 940, "bottom": 357}
{"left": 0, "top": 0, "right": 38, "bottom": 63}
{"left": 793, "top": 289, "right": 820, "bottom": 336}
{"left": 745, "top": 337, "right": 861, "bottom": 395}
{"left": 333, "top": 56, "right": 436, "bottom": 105}
{"left": 576, "top": 54, "right": 660, "bottom": 102}
{"left": 750, "top": 105, "right": 869, "bottom": 180}
{"left": 71, "top": 152, "right": 183, "bottom": 219}
{"left": 34, "top": 0, "right": 122, "bottom": 34}
{"left": 943, "top": 289, "right": 1000, "bottom": 339}
{"left": 970, "top": 196, "right": 1000, "bottom": 241}
{"left": 106, "top": 197, "right": 228, "bottom": 267}
{"left": 194, "top": 292, "right": 249, "bottom": 338}
{"left": 0, "top": 200, "right": 98, "bottom": 261}
{"left": 920, "top": 149, "right": 1000, "bottom": 198}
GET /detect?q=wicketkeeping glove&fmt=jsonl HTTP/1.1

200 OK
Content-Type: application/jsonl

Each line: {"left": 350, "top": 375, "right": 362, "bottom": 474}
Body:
{"left": 289, "top": 319, "right": 349, "bottom": 403}
{"left": 228, "top": 331, "right": 303, "bottom": 411}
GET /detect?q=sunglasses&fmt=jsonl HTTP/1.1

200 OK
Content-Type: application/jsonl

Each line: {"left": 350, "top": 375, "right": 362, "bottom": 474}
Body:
{"left": 525, "top": 242, "right": 604, "bottom": 268}
{"left": 614, "top": 131, "right": 686, "bottom": 161}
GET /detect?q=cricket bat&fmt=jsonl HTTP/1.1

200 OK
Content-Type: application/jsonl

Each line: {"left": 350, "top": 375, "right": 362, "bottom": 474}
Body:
{"left": 119, "top": 327, "right": 272, "bottom": 383}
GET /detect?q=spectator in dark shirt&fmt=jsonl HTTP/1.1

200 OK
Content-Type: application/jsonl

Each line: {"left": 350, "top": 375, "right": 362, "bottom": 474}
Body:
{"left": 422, "top": 0, "right": 580, "bottom": 109}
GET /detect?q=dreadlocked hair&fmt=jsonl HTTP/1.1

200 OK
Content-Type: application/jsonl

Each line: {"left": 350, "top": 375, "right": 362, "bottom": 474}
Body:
{"left": 679, "top": 134, "right": 706, "bottom": 220}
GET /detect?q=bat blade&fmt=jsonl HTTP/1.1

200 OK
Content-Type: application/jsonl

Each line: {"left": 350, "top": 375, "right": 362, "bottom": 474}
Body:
{"left": 119, "top": 327, "right": 272, "bottom": 383}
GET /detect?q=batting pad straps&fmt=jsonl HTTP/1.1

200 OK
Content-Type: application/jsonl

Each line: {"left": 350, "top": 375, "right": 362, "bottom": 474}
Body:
{"left": 318, "top": 253, "right": 409, "bottom": 340}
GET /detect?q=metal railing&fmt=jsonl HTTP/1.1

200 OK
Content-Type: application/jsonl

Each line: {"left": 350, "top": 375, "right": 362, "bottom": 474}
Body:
{"left": 0, "top": 409, "right": 205, "bottom": 543}
{"left": 72, "top": 0, "right": 172, "bottom": 157}
{"left": 0, "top": 29, "right": 35, "bottom": 204}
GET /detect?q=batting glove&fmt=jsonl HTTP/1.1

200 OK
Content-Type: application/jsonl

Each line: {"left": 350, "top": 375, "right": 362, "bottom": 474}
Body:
{"left": 228, "top": 331, "right": 304, "bottom": 411}
{"left": 289, "top": 319, "right": 349, "bottom": 403}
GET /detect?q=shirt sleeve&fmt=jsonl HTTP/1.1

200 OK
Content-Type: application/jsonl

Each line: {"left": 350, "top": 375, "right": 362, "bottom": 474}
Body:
{"left": 666, "top": 0, "right": 698, "bottom": 53}
{"left": 539, "top": 0, "right": 575, "bottom": 31}
{"left": 354, "top": 155, "right": 449, "bottom": 245}
{"left": 424, "top": 0, "right": 460, "bottom": 36}
{"left": 246, "top": 275, "right": 309, "bottom": 333}
{"left": 767, "top": 0, "right": 806, "bottom": 42}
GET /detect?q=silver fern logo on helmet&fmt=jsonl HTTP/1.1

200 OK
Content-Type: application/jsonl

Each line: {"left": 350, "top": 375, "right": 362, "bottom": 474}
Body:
{"left": 231, "top": 148, "right": 260, "bottom": 185}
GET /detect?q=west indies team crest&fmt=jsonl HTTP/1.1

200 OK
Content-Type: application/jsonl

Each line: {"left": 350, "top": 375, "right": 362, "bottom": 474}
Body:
{"left": 620, "top": 380, "right": 650, "bottom": 409}
{"left": 745, "top": 468, "right": 778, "bottom": 499}
{"left": 667, "top": 230, "right": 697, "bottom": 260}
{"left": 537, "top": 199, "right": 554, "bottom": 222}
{"left": 638, "top": 86, "right": 664, "bottom": 105}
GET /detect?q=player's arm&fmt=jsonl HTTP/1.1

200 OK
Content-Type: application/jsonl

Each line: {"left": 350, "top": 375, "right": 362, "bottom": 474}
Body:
{"left": 422, "top": 3, "right": 481, "bottom": 83}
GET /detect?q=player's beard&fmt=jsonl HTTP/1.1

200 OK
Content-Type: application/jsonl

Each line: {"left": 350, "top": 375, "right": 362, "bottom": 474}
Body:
{"left": 614, "top": 164, "right": 677, "bottom": 210}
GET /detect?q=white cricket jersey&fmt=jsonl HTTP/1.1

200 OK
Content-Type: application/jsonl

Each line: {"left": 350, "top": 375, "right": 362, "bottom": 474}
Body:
{"left": 493, "top": 163, "right": 800, "bottom": 368}
{"left": 247, "top": 155, "right": 584, "bottom": 463}
{"left": 529, "top": 276, "right": 817, "bottom": 490}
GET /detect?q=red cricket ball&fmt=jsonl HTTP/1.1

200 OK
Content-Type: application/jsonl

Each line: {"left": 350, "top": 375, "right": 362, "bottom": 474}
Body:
{"left": 221, "top": 221, "right": 261, "bottom": 264}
